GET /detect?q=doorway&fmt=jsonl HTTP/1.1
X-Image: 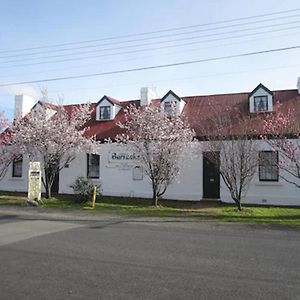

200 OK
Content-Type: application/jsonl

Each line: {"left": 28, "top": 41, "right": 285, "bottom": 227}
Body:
{"left": 203, "top": 152, "right": 220, "bottom": 199}
{"left": 51, "top": 172, "right": 59, "bottom": 195}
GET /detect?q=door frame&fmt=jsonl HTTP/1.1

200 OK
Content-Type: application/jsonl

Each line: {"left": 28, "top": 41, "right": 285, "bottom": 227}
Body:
{"left": 203, "top": 151, "right": 220, "bottom": 199}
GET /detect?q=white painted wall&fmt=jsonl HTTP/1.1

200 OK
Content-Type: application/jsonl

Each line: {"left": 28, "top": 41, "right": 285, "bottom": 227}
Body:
{"left": 0, "top": 156, "right": 30, "bottom": 193}
{"left": 59, "top": 144, "right": 203, "bottom": 200}
{"left": 1, "top": 140, "right": 299, "bottom": 206}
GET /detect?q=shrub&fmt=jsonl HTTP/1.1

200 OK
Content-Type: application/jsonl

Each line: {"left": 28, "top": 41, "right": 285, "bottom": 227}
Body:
{"left": 70, "top": 176, "right": 102, "bottom": 203}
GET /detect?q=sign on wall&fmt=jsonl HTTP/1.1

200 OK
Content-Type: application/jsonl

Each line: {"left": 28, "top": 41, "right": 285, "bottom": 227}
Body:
{"left": 132, "top": 165, "right": 143, "bottom": 180}
{"left": 108, "top": 151, "right": 140, "bottom": 163}
{"left": 28, "top": 162, "right": 41, "bottom": 201}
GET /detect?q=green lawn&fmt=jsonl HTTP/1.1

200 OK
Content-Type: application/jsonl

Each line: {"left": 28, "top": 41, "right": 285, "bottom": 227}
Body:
{"left": 0, "top": 192, "right": 299, "bottom": 226}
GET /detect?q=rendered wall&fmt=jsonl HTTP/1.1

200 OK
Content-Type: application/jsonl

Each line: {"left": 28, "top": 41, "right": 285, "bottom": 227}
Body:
{"left": 1, "top": 141, "right": 299, "bottom": 206}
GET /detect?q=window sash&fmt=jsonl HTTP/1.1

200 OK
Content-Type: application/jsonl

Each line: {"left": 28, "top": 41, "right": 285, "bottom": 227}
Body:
{"left": 12, "top": 157, "right": 23, "bottom": 178}
{"left": 254, "top": 96, "right": 268, "bottom": 112}
{"left": 165, "top": 101, "right": 179, "bottom": 115}
{"left": 99, "top": 106, "right": 111, "bottom": 120}
{"left": 87, "top": 154, "right": 100, "bottom": 179}
{"left": 259, "top": 151, "right": 278, "bottom": 181}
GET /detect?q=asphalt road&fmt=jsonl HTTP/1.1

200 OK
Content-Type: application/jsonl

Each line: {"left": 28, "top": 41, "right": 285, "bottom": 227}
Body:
{"left": 0, "top": 209, "right": 299, "bottom": 300}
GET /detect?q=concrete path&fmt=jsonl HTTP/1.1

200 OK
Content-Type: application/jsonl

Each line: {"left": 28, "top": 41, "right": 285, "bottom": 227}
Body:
{"left": 0, "top": 219, "right": 82, "bottom": 246}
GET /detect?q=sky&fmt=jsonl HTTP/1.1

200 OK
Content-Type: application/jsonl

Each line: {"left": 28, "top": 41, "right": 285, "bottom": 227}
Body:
{"left": 1, "top": 0, "right": 300, "bottom": 119}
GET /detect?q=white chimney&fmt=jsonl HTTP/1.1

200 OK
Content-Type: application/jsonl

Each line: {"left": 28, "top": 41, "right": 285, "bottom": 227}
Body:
{"left": 297, "top": 77, "right": 300, "bottom": 94}
{"left": 14, "top": 95, "right": 35, "bottom": 120}
{"left": 140, "top": 87, "right": 157, "bottom": 106}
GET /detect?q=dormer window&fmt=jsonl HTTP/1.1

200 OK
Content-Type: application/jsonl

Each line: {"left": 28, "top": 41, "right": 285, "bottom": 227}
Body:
{"left": 254, "top": 96, "right": 268, "bottom": 112}
{"left": 160, "top": 90, "right": 185, "bottom": 115}
{"left": 100, "top": 106, "right": 111, "bottom": 120}
{"left": 164, "top": 102, "right": 173, "bottom": 114}
{"left": 249, "top": 84, "right": 273, "bottom": 113}
{"left": 96, "top": 95, "right": 122, "bottom": 121}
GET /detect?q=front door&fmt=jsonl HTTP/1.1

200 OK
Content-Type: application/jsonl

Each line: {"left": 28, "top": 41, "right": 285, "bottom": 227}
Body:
{"left": 203, "top": 152, "right": 220, "bottom": 199}
{"left": 51, "top": 171, "right": 59, "bottom": 195}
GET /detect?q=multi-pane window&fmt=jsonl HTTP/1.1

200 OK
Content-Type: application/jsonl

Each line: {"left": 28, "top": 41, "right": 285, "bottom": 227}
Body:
{"left": 99, "top": 106, "right": 111, "bottom": 120}
{"left": 259, "top": 151, "right": 279, "bottom": 182}
{"left": 87, "top": 154, "right": 100, "bottom": 179}
{"left": 12, "top": 156, "right": 23, "bottom": 178}
{"left": 164, "top": 101, "right": 177, "bottom": 115}
{"left": 254, "top": 96, "right": 268, "bottom": 112}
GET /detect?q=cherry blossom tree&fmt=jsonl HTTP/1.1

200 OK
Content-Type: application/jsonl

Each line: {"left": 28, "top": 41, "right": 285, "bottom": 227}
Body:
{"left": 0, "top": 111, "right": 13, "bottom": 181}
{"left": 201, "top": 106, "right": 258, "bottom": 211}
{"left": 263, "top": 105, "right": 300, "bottom": 188}
{"left": 118, "top": 104, "right": 195, "bottom": 206}
{"left": 11, "top": 102, "right": 99, "bottom": 198}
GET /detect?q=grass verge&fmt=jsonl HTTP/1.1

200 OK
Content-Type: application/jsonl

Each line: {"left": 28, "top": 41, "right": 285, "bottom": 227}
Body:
{"left": 0, "top": 192, "right": 299, "bottom": 226}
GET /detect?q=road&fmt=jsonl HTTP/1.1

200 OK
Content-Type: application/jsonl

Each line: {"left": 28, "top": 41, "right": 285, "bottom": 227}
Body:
{"left": 0, "top": 208, "right": 299, "bottom": 300}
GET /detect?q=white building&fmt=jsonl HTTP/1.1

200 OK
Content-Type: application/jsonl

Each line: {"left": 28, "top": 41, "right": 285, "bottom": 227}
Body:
{"left": 1, "top": 84, "right": 299, "bottom": 206}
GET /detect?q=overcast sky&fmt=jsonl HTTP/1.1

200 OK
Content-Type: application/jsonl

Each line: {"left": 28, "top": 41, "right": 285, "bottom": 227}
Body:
{"left": 1, "top": 0, "right": 300, "bottom": 118}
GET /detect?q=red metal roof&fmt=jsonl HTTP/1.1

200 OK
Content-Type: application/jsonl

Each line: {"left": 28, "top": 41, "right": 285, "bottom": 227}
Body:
{"left": 60, "top": 89, "right": 300, "bottom": 140}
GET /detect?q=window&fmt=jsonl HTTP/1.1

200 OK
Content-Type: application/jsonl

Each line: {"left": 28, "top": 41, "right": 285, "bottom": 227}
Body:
{"left": 87, "top": 154, "right": 100, "bottom": 178}
{"left": 12, "top": 156, "right": 23, "bottom": 178}
{"left": 164, "top": 101, "right": 177, "bottom": 115}
{"left": 254, "top": 96, "right": 268, "bottom": 112}
{"left": 99, "top": 106, "right": 111, "bottom": 120}
{"left": 259, "top": 151, "right": 279, "bottom": 181}
{"left": 133, "top": 165, "right": 143, "bottom": 180}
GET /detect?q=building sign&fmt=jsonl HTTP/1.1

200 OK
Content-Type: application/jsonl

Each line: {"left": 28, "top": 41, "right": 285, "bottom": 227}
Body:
{"left": 132, "top": 165, "right": 143, "bottom": 180}
{"left": 108, "top": 151, "right": 140, "bottom": 163}
{"left": 28, "top": 162, "right": 41, "bottom": 201}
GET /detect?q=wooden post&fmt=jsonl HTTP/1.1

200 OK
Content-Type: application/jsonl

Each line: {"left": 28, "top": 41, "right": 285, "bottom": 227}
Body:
{"left": 92, "top": 186, "right": 97, "bottom": 209}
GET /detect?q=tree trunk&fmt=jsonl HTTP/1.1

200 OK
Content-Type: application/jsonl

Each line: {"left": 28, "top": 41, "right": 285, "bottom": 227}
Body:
{"left": 151, "top": 180, "right": 159, "bottom": 206}
{"left": 152, "top": 191, "right": 158, "bottom": 206}
{"left": 47, "top": 184, "right": 52, "bottom": 199}
{"left": 236, "top": 199, "right": 242, "bottom": 211}
{"left": 44, "top": 173, "right": 53, "bottom": 199}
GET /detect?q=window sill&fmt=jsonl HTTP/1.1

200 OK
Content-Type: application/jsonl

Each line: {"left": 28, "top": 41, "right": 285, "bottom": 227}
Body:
{"left": 254, "top": 181, "right": 282, "bottom": 187}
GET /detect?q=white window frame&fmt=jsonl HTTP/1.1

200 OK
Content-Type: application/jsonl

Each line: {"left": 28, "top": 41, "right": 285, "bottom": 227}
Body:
{"left": 259, "top": 151, "right": 279, "bottom": 182}
{"left": 87, "top": 154, "right": 100, "bottom": 179}
{"left": 12, "top": 156, "right": 23, "bottom": 178}
{"left": 99, "top": 106, "right": 111, "bottom": 120}
{"left": 254, "top": 95, "right": 268, "bottom": 112}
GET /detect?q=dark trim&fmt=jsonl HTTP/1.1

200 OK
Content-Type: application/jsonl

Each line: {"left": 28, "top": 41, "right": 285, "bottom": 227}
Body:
{"left": 30, "top": 101, "right": 41, "bottom": 111}
{"left": 99, "top": 106, "right": 111, "bottom": 120}
{"left": 259, "top": 151, "right": 279, "bottom": 182}
{"left": 160, "top": 90, "right": 182, "bottom": 103}
{"left": 12, "top": 156, "right": 23, "bottom": 178}
{"left": 96, "top": 95, "right": 116, "bottom": 107}
{"left": 87, "top": 153, "right": 100, "bottom": 179}
{"left": 254, "top": 95, "right": 268, "bottom": 112}
{"left": 249, "top": 83, "right": 273, "bottom": 97}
